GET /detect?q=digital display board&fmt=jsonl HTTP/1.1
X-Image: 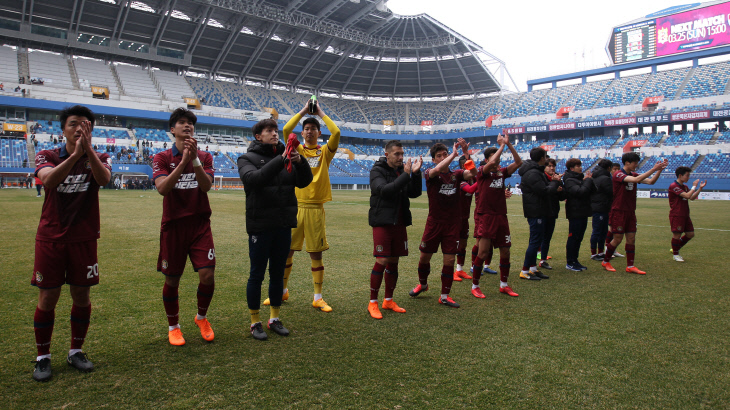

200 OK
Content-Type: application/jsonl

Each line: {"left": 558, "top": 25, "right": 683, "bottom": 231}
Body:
{"left": 607, "top": 1, "right": 730, "bottom": 65}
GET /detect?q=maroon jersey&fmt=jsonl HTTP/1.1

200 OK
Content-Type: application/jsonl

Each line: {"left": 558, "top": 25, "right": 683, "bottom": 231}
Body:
{"left": 475, "top": 166, "right": 510, "bottom": 216}
{"left": 668, "top": 181, "right": 690, "bottom": 217}
{"left": 459, "top": 181, "right": 475, "bottom": 220}
{"left": 153, "top": 146, "right": 214, "bottom": 226}
{"left": 425, "top": 168, "right": 464, "bottom": 223}
{"left": 611, "top": 169, "right": 639, "bottom": 212}
{"left": 34, "top": 146, "right": 112, "bottom": 242}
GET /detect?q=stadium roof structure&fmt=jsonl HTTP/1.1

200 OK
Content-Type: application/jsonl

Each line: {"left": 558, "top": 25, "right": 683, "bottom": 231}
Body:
{"left": 0, "top": 0, "right": 516, "bottom": 98}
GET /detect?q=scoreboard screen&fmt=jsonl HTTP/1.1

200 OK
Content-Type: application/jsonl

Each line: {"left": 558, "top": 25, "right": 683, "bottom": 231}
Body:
{"left": 607, "top": 1, "right": 730, "bottom": 65}
{"left": 609, "top": 20, "right": 657, "bottom": 64}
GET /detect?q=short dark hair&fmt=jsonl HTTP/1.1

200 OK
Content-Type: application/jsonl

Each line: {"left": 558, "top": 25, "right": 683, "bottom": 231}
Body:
{"left": 385, "top": 140, "right": 402, "bottom": 152}
{"left": 483, "top": 147, "right": 498, "bottom": 160}
{"left": 168, "top": 107, "right": 197, "bottom": 130}
{"left": 530, "top": 147, "right": 547, "bottom": 162}
{"left": 459, "top": 155, "right": 468, "bottom": 168}
{"left": 430, "top": 143, "right": 448, "bottom": 159}
{"left": 611, "top": 162, "right": 621, "bottom": 169}
{"left": 60, "top": 105, "right": 95, "bottom": 129}
{"left": 547, "top": 158, "right": 557, "bottom": 166}
{"left": 566, "top": 158, "right": 582, "bottom": 170}
{"left": 597, "top": 158, "right": 612, "bottom": 170}
{"left": 622, "top": 152, "right": 641, "bottom": 165}
{"left": 302, "top": 117, "right": 320, "bottom": 131}
{"left": 675, "top": 166, "right": 692, "bottom": 178}
{"left": 252, "top": 118, "right": 278, "bottom": 137}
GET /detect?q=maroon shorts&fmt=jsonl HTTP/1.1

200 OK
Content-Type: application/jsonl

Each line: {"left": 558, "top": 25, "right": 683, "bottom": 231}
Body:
{"left": 372, "top": 225, "right": 409, "bottom": 257}
{"left": 473, "top": 213, "right": 511, "bottom": 248}
{"left": 419, "top": 219, "right": 461, "bottom": 254}
{"left": 609, "top": 210, "right": 637, "bottom": 234}
{"left": 158, "top": 217, "right": 216, "bottom": 276}
{"left": 459, "top": 218, "right": 470, "bottom": 240}
{"left": 670, "top": 216, "right": 694, "bottom": 233}
{"left": 33, "top": 240, "right": 99, "bottom": 289}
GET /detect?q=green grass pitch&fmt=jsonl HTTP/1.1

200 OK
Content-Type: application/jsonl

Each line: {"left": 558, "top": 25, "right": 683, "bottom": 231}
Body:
{"left": 1, "top": 188, "right": 729, "bottom": 409}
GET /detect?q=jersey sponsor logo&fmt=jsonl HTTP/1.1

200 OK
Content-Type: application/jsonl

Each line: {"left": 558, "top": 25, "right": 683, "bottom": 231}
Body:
{"left": 152, "top": 162, "right": 161, "bottom": 172}
{"left": 170, "top": 162, "right": 176, "bottom": 169}
{"left": 174, "top": 173, "right": 198, "bottom": 189}
{"left": 307, "top": 156, "right": 321, "bottom": 168}
{"left": 106, "top": 157, "right": 112, "bottom": 166}
{"left": 57, "top": 174, "right": 90, "bottom": 193}
{"left": 35, "top": 154, "right": 47, "bottom": 165}
{"left": 489, "top": 179, "right": 504, "bottom": 189}
{"left": 496, "top": 172, "right": 503, "bottom": 177}
{"left": 626, "top": 182, "right": 634, "bottom": 191}
{"left": 35, "top": 271, "right": 43, "bottom": 283}
{"left": 438, "top": 183, "right": 457, "bottom": 196}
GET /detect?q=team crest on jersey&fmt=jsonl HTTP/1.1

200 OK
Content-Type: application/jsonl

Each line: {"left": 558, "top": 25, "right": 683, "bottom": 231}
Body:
{"left": 162, "top": 260, "right": 168, "bottom": 269}
{"left": 316, "top": 149, "right": 322, "bottom": 156}
{"left": 84, "top": 159, "right": 92, "bottom": 170}
{"left": 451, "top": 175, "right": 456, "bottom": 181}
{"left": 616, "top": 226, "right": 624, "bottom": 232}
{"left": 496, "top": 172, "right": 503, "bottom": 177}
{"left": 35, "top": 271, "right": 43, "bottom": 283}
{"left": 170, "top": 163, "right": 176, "bottom": 169}
{"left": 376, "top": 245, "right": 383, "bottom": 252}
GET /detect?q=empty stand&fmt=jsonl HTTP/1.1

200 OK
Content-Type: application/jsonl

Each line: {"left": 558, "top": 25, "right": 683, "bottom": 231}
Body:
{"left": 114, "top": 64, "right": 161, "bottom": 99}
{"left": 595, "top": 74, "right": 649, "bottom": 108}
{"left": 0, "top": 138, "right": 29, "bottom": 167}
{"left": 217, "top": 82, "right": 259, "bottom": 111}
{"left": 0, "top": 46, "right": 19, "bottom": 82}
{"left": 28, "top": 51, "right": 74, "bottom": 89}
{"left": 186, "top": 77, "right": 230, "bottom": 108}
{"left": 635, "top": 68, "right": 690, "bottom": 102}
{"left": 152, "top": 70, "right": 197, "bottom": 102}
{"left": 680, "top": 61, "right": 730, "bottom": 99}
{"left": 74, "top": 58, "right": 120, "bottom": 96}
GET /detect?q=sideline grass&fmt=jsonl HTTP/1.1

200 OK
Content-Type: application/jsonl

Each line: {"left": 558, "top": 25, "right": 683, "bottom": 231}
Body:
{"left": 1, "top": 188, "right": 729, "bottom": 409}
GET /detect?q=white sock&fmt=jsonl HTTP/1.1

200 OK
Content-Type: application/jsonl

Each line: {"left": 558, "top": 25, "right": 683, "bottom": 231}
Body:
{"left": 268, "top": 317, "right": 279, "bottom": 324}
{"left": 283, "top": 288, "right": 288, "bottom": 294}
{"left": 168, "top": 324, "right": 180, "bottom": 331}
{"left": 530, "top": 266, "right": 538, "bottom": 273}
{"left": 370, "top": 299, "right": 378, "bottom": 303}
{"left": 36, "top": 354, "right": 51, "bottom": 361}
{"left": 68, "top": 349, "right": 82, "bottom": 357}
{"left": 196, "top": 314, "right": 206, "bottom": 320}
{"left": 628, "top": 265, "right": 634, "bottom": 268}
{"left": 456, "top": 264, "right": 463, "bottom": 271}
{"left": 500, "top": 281, "right": 508, "bottom": 288}
{"left": 484, "top": 265, "right": 490, "bottom": 270}
{"left": 472, "top": 284, "right": 480, "bottom": 290}
{"left": 314, "top": 293, "right": 322, "bottom": 301}
{"left": 440, "top": 294, "right": 447, "bottom": 299}
{"left": 384, "top": 297, "right": 392, "bottom": 301}
{"left": 521, "top": 269, "right": 529, "bottom": 274}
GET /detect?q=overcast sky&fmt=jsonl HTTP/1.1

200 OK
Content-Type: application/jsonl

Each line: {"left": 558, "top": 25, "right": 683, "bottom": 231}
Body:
{"left": 387, "top": 0, "right": 697, "bottom": 92}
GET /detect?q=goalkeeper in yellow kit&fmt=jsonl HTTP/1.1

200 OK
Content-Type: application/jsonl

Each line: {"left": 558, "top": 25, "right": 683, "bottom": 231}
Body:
{"left": 263, "top": 101, "right": 340, "bottom": 312}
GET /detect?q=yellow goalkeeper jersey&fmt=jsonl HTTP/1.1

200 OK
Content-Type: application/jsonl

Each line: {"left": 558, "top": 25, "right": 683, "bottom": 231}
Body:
{"left": 284, "top": 114, "right": 340, "bottom": 204}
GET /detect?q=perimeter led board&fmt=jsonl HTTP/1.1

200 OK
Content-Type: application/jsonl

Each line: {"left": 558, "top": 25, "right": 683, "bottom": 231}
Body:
{"left": 607, "top": 1, "right": 730, "bottom": 65}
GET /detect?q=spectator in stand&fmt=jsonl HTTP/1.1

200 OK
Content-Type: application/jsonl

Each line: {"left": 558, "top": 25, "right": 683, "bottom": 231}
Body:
{"left": 163, "top": 142, "right": 167, "bottom": 149}
{"left": 15, "top": 86, "right": 21, "bottom": 92}
{"left": 563, "top": 158, "right": 596, "bottom": 271}
{"left": 0, "top": 83, "right": 4, "bottom": 91}
{"left": 589, "top": 159, "right": 613, "bottom": 261}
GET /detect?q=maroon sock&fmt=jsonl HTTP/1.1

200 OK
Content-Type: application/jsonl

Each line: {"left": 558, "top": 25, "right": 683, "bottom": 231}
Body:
{"left": 197, "top": 282, "right": 215, "bottom": 317}
{"left": 370, "top": 262, "right": 385, "bottom": 300}
{"left": 457, "top": 251, "right": 466, "bottom": 267}
{"left": 486, "top": 247, "right": 494, "bottom": 265}
{"left": 441, "top": 266, "right": 455, "bottom": 295}
{"left": 162, "top": 283, "right": 180, "bottom": 327}
{"left": 70, "top": 304, "right": 91, "bottom": 350}
{"left": 605, "top": 231, "right": 613, "bottom": 247}
{"left": 680, "top": 235, "right": 692, "bottom": 248}
{"left": 603, "top": 243, "right": 616, "bottom": 262}
{"left": 417, "top": 262, "right": 430, "bottom": 286}
{"left": 384, "top": 263, "right": 398, "bottom": 299}
{"left": 626, "top": 244, "right": 636, "bottom": 267}
{"left": 591, "top": 247, "right": 597, "bottom": 255}
{"left": 499, "top": 257, "right": 510, "bottom": 283}
{"left": 472, "top": 257, "right": 484, "bottom": 286}
{"left": 671, "top": 238, "right": 682, "bottom": 255}
{"left": 34, "top": 307, "right": 54, "bottom": 356}
{"left": 471, "top": 244, "right": 478, "bottom": 264}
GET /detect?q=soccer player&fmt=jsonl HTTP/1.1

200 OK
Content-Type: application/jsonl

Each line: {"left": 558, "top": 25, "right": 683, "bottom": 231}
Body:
{"left": 238, "top": 119, "right": 313, "bottom": 340}
{"left": 539, "top": 158, "right": 564, "bottom": 270}
{"left": 604, "top": 162, "right": 625, "bottom": 258}
{"left": 589, "top": 159, "right": 613, "bottom": 261}
{"left": 31, "top": 105, "right": 111, "bottom": 381}
{"left": 368, "top": 140, "right": 423, "bottom": 319}
{"left": 517, "top": 147, "right": 560, "bottom": 280}
{"left": 454, "top": 155, "right": 477, "bottom": 281}
{"left": 668, "top": 167, "right": 706, "bottom": 262}
{"left": 471, "top": 134, "right": 522, "bottom": 298}
{"left": 153, "top": 108, "right": 216, "bottom": 346}
{"left": 263, "top": 102, "right": 340, "bottom": 312}
{"left": 562, "top": 158, "right": 596, "bottom": 271}
{"left": 602, "top": 153, "right": 668, "bottom": 274}
{"left": 409, "top": 139, "right": 474, "bottom": 308}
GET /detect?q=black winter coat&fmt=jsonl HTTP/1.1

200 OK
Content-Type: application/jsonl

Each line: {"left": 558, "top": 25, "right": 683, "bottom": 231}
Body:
{"left": 563, "top": 169, "right": 596, "bottom": 219}
{"left": 518, "top": 160, "right": 560, "bottom": 218}
{"left": 369, "top": 157, "right": 422, "bottom": 227}
{"left": 590, "top": 166, "right": 613, "bottom": 214}
{"left": 545, "top": 171, "right": 566, "bottom": 219}
{"left": 238, "top": 140, "right": 313, "bottom": 234}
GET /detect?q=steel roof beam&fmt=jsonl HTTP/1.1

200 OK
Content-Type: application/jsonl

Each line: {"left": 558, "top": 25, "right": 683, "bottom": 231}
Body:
{"left": 342, "top": 1, "right": 381, "bottom": 28}
{"left": 366, "top": 50, "right": 385, "bottom": 95}
{"left": 292, "top": 37, "right": 334, "bottom": 89}
{"left": 67, "top": 0, "right": 80, "bottom": 33}
{"left": 447, "top": 44, "right": 474, "bottom": 93}
{"left": 285, "top": 0, "right": 308, "bottom": 13}
{"left": 431, "top": 48, "right": 449, "bottom": 94}
{"left": 186, "top": 5, "right": 213, "bottom": 54}
{"left": 111, "top": 1, "right": 130, "bottom": 42}
{"left": 316, "top": 42, "right": 358, "bottom": 91}
{"left": 238, "top": 23, "right": 279, "bottom": 80}
{"left": 152, "top": 0, "right": 177, "bottom": 48}
{"left": 316, "top": 0, "right": 348, "bottom": 19}
{"left": 340, "top": 45, "right": 370, "bottom": 93}
{"left": 266, "top": 30, "right": 307, "bottom": 83}
{"left": 211, "top": 15, "right": 246, "bottom": 74}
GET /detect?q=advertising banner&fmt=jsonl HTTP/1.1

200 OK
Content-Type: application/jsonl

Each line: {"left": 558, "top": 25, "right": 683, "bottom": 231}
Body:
{"left": 636, "top": 114, "right": 671, "bottom": 124}
{"left": 623, "top": 139, "right": 648, "bottom": 152}
{"left": 383, "top": 120, "right": 394, "bottom": 131}
{"left": 604, "top": 117, "right": 637, "bottom": 126}
{"left": 421, "top": 120, "right": 433, "bottom": 131}
{"left": 548, "top": 122, "right": 576, "bottom": 131}
{"left": 485, "top": 114, "right": 501, "bottom": 128}
{"left": 540, "top": 144, "right": 556, "bottom": 151}
{"left": 712, "top": 108, "right": 730, "bottom": 118}
{"left": 656, "top": 2, "right": 730, "bottom": 56}
{"left": 3, "top": 123, "right": 27, "bottom": 132}
{"left": 106, "top": 138, "right": 116, "bottom": 144}
{"left": 576, "top": 119, "right": 605, "bottom": 129}
{"left": 670, "top": 110, "right": 710, "bottom": 121}
{"left": 91, "top": 86, "right": 110, "bottom": 99}
{"left": 184, "top": 97, "right": 201, "bottom": 110}
{"left": 642, "top": 96, "right": 664, "bottom": 109}
{"left": 649, "top": 191, "right": 670, "bottom": 198}
{"left": 502, "top": 126, "right": 525, "bottom": 135}
{"left": 556, "top": 106, "right": 575, "bottom": 118}
{"left": 263, "top": 107, "right": 279, "bottom": 120}
{"left": 526, "top": 125, "right": 548, "bottom": 132}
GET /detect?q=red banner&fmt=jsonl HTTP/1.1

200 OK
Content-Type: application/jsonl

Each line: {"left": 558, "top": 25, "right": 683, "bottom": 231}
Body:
{"left": 485, "top": 114, "right": 501, "bottom": 128}
{"left": 642, "top": 96, "right": 664, "bottom": 109}
{"left": 670, "top": 110, "right": 710, "bottom": 121}
{"left": 502, "top": 127, "right": 525, "bottom": 135}
{"left": 556, "top": 106, "right": 574, "bottom": 118}
{"left": 106, "top": 138, "right": 116, "bottom": 144}
{"left": 421, "top": 120, "right": 434, "bottom": 126}
{"left": 540, "top": 144, "right": 556, "bottom": 151}
{"left": 623, "top": 139, "right": 648, "bottom": 152}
